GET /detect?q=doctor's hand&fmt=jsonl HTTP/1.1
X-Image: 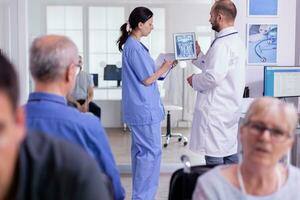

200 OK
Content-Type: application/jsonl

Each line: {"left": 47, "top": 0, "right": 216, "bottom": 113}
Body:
{"left": 187, "top": 74, "right": 194, "bottom": 87}
{"left": 195, "top": 41, "right": 201, "bottom": 56}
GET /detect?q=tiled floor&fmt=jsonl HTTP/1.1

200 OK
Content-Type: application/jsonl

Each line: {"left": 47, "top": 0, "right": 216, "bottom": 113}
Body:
{"left": 120, "top": 173, "right": 171, "bottom": 200}
{"left": 106, "top": 128, "right": 205, "bottom": 200}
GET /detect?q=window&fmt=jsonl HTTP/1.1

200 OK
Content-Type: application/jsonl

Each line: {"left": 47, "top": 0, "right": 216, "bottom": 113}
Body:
{"left": 141, "top": 8, "right": 166, "bottom": 96}
{"left": 141, "top": 8, "right": 166, "bottom": 60}
{"left": 195, "top": 25, "right": 212, "bottom": 54}
{"left": 46, "top": 5, "right": 166, "bottom": 100}
{"left": 47, "top": 6, "right": 83, "bottom": 55}
{"left": 88, "top": 7, "right": 124, "bottom": 88}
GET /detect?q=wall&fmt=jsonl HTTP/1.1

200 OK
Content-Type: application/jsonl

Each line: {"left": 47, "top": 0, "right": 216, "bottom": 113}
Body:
{"left": 10, "top": 0, "right": 29, "bottom": 105}
{"left": 234, "top": 0, "right": 297, "bottom": 97}
{"left": 296, "top": 0, "right": 300, "bottom": 65}
{"left": 0, "top": 1, "right": 10, "bottom": 56}
{"left": 26, "top": 0, "right": 298, "bottom": 127}
{"left": 27, "top": 0, "right": 212, "bottom": 127}
{"left": 0, "top": 3, "right": 4, "bottom": 50}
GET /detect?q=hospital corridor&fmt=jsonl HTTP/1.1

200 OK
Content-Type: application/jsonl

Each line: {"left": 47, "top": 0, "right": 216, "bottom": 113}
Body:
{"left": 1, "top": 0, "right": 300, "bottom": 199}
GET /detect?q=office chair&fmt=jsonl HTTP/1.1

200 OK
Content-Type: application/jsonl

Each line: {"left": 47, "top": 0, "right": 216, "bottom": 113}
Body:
{"left": 168, "top": 155, "right": 216, "bottom": 200}
{"left": 162, "top": 105, "right": 188, "bottom": 148}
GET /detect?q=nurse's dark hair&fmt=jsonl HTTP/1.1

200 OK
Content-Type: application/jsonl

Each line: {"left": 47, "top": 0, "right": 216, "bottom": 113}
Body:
{"left": 213, "top": 0, "right": 237, "bottom": 21}
{"left": 117, "top": 7, "right": 153, "bottom": 52}
{"left": 0, "top": 52, "right": 19, "bottom": 111}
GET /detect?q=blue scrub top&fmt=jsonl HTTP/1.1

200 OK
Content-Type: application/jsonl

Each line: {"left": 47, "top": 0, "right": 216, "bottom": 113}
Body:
{"left": 122, "top": 36, "right": 164, "bottom": 125}
{"left": 24, "top": 92, "right": 125, "bottom": 200}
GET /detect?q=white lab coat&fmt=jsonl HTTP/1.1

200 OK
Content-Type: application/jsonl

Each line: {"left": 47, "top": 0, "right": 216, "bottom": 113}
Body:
{"left": 189, "top": 27, "right": 245, "bottom": 157}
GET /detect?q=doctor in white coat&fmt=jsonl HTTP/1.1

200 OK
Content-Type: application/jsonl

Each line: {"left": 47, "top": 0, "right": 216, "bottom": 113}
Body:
{"left": 187, "top": 0, "right": 245, "bottom": 165}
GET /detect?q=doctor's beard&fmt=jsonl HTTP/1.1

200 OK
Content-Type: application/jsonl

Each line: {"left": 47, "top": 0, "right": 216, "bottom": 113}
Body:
{"left": 211, "top": 22, "right": 221, "bottom": 32}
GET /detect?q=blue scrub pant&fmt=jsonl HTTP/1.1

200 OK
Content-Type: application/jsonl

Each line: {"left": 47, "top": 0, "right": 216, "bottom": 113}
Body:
{"left": 130, "top": 123, "right": 162, "bottom": 200}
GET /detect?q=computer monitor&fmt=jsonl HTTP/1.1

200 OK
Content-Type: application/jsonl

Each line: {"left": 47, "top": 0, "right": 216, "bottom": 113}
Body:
{"left": 264, "top": 66, "right": 300, "bottom": 97}
{"left": 104, "top": 64, "right": 122, "bottom": 87}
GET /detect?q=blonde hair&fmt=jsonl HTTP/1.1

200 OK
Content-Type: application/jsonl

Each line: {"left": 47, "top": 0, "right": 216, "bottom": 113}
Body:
{"left": 245, "top": 97, "right": 298, "bottom": 135}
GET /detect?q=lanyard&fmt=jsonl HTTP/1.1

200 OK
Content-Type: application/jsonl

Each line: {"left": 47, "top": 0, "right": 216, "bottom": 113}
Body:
{"left": 210, "top": 32, "right": 238, "bottom": 47}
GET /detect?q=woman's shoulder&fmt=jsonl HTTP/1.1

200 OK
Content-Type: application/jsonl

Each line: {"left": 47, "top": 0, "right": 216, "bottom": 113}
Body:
{"left": 287, "top": 165, "right": 300, "bottom": 183}
{"left": 194, "top": 165, "right": 240, "bottom": 199}
{"left": 198, "top": 165, "right": 234, "bottom": 185}
{"left": 124, "top": 36, "right": 142, "bottom": 51}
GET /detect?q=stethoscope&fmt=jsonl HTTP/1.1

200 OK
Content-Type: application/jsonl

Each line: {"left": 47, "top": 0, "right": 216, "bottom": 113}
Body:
{"left": 254, "top": 38, "right": 277, "bottom": 62}
{"left": 254, "top": 27, "right": 277, "bottom": 62}
{"left": 199, "top": 31, "right": 238, "bottom": 65}
{"left": 210, "top": 31, "right": 238, "bottom": 47}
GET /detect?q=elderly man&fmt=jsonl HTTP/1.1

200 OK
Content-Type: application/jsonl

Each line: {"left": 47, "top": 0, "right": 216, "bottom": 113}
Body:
{"left": 0, "top": 53, "right": 113, "bottom": 200}
{"left": 193, "top": 97, "right": 300, "bottom": 199}
{"left": 25, "top": 35, "right": 125, "bottom": 200}
{"left": 68, "top": 55, "right": 101, "bottom": 119}
{"left": 187, "top": 0, "right": 245, "bottom": 165}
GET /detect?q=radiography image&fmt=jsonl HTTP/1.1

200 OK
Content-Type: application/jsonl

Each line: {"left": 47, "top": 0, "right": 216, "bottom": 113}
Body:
{"left": 174, "top": 34, "right": 196, "bottom": 60}
{"left": 247, "top": 24, "right": 278, "bottom": 64}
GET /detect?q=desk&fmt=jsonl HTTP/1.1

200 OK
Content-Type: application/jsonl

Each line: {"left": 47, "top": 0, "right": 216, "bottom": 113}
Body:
{"left": 94, "top": 87, "right": 122, "bottom": 100}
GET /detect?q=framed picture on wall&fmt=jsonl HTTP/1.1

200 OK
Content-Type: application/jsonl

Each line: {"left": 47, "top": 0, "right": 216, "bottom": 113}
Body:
{"left": 248, "top": 0, "right": 278, "bottom": 17}
{"left": 247, "top": 24, "right": 278, "bottom": 65}
{"left": 173, "top": 32, "right": 197, "bottom": 60}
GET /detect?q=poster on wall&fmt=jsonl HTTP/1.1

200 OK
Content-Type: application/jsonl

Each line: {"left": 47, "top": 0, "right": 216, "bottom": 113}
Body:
{"left": 247, "top": 24, "right": 278, "bottom": 65}
{"left": 248, "top": 0, "right": 278, "bottom": 16}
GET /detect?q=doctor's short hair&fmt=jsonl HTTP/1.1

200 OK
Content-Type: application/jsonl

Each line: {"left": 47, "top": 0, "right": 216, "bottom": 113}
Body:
{"left": 30, "top": 34, "right": 78, "bottom": 82}
{"left": 244, "top": 97, "right": 298, "bottom": 135}
{"left": 0, "top": 53, "right": 19, "bottom": 111}
{"left": 213, "top": 0, "right": 237, "bottom": 21}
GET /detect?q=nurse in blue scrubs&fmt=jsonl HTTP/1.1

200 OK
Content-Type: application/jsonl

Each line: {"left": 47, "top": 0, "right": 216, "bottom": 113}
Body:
{"left": 117, "top": 7, "right": 176, "bottom": 200}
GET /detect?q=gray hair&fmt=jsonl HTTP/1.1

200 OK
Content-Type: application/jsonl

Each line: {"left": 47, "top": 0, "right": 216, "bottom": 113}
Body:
{"left": 244, "top": 97, "right": 298, "bottom": 135}
{"left": 30, "top": 35, "right": 78, "bottom": 82}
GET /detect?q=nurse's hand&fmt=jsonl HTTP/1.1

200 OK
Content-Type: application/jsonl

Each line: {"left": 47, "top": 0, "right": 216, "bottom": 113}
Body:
{"left": 161, "top": 60, "right": 174, "bottom": 71}
{"left": 187, "top": 74, "right": 194, "bottom": 87}
{"left": 171, "top": 60, "right": 178, "bottom": 68}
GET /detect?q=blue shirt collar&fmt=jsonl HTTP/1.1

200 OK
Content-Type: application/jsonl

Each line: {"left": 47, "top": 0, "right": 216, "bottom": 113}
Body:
{"left": 216, "top": 26, "right": 236, "bottom": 38}
{"left": 128, "top": 35, "right": 149, "bottom": 52}
{"left": 28, "top": 92, "right": 67, "bottom": 105}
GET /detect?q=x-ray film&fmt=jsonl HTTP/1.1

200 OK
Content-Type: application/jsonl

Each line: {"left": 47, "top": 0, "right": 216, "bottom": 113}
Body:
{"left": 173, "top": 32, "right": 197, "bottom": 60}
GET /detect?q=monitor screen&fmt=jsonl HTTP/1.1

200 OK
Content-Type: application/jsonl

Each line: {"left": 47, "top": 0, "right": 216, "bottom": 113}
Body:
{"left": 264, "top": 66, "right": 300, "bottom": 97}
{"left": 104, "top": 65, "right": 122, "bottom": 81}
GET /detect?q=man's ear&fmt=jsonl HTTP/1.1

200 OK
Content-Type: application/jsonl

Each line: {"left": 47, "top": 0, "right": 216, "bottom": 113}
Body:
{"left": 15, "top": 106, "right": 26, "bottom": 140}
{"left": 65, "top": 65, "right": 73, "bottom": 82}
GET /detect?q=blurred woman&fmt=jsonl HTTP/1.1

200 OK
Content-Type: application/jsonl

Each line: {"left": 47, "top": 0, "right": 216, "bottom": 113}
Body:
{"left": 117, "top": 7, "right": 176, "bottom": 200}
{"left": 193, "top": 97, "right": 300, "bottom": 199}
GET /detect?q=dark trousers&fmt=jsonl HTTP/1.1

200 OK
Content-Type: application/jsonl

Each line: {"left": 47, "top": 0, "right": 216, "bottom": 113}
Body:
{"left": 77, "top": 99, "right": 101, "bottom": 119}
{"left": 205, "top": 154, "right": 238, "bottom": 165}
